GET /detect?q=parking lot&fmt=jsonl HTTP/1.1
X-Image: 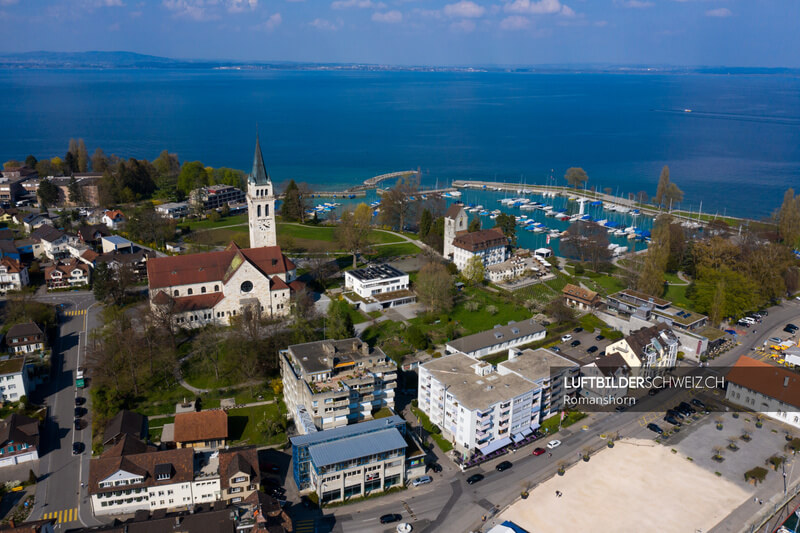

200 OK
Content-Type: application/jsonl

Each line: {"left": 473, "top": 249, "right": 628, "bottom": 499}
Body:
{"left": 748, "top": 317, "right": 799, "bottom": 365}
{"left": 551, "top": 327, "right": 615, "bottom": 365}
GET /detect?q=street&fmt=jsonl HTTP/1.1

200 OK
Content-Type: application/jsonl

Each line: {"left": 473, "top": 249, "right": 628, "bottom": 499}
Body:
{"left": 26, "top": 291, "right": 103, "bottom": 529}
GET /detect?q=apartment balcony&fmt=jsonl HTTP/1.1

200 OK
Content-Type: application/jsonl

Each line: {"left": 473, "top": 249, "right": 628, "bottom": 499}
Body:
{"left": 476, "top": 411, "right": 492, "bottom": 422}
{"left": 478, "top": 417, "right": 492, "bottom": 429}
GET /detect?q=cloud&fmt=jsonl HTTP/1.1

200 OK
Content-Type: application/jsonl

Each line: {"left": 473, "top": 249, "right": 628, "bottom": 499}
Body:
{"left": 615, "top": 0, "right": 653, "bottom": 7}
{"left": 228, "top": 0, "right": 258, "bottom": 13}
{"left": 504, "top": 0, "right": 572, "bottom": 16}
{"left": 309, "top": 17, "right": 343, "bottom": 30}
{"left": 499, "top": 14, "right": 529, "bottom": 29}
{"left": 444, "top": 0, "right": 485, "bottom": 18}
{"left": 450, "top": 19, "right": 476, "bottom": 31}
{"left": 254, "top": 12, "right": 282, "bottom": 29}
{"left": 706, "top": 7, "right": 731, "bottom": 17}
{"left": 331, "top": 0, "right": 385, "bottom": 9}
{"left": 162, "top": 0, "right": 219, "bottom": 21}
{"left": 97, "top": 0, "right": 124, "bottom": 5}
{"left": 372, "top": 10, "right": 402, "bottom": 22}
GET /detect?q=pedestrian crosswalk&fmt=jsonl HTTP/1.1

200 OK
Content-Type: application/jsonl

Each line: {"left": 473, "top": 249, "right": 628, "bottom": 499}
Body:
{"left": 64, "top": 309, "right": 86, "bottom": 317}
{"left": 42, "top": 507, "right": 78, "bottom": 523}
{"left": 294, "top": 519, "right": 315, "bottom": 532}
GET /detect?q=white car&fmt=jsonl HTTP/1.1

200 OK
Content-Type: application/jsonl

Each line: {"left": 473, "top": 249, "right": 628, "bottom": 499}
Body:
{"left": 546, "top": 440, "right": 561, "bottom": 449}
{"left": 561, "top": 334, "right": 572, "bottom": 342}
{"left": 411, "top": 476, "right": 432, "bottom": 487}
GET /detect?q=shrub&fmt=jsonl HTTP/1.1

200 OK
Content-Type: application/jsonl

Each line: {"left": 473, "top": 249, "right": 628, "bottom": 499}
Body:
{"left": 405, "top": 325, "right": 429, "bottom": 350}
{"left": 574, "top": 263, "right": 585, "bottom": 275}
{"left": 745, "top": 467, "right": 768, "bottom": 484}
{"left": 788, "top": 438, "right": 800, "bottom": 452}
{"left": 464, "top": 301, "right": 480, "bottom": 312}
{"left": 486, "top": 305, "right": 498, "bottom": 315}
{"left": 768, "top": 455, "right": 785, "bottom": 471}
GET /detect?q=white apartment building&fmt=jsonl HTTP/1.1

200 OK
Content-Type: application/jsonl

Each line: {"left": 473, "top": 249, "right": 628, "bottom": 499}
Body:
{"left": 343, "top": 264, "right": 415, "bottom": 312}
{"left": 418, "top": 348, "right": 578, "bottom": 455}
{"left": 0, "top": 357, "right": 30, "bottom": 402}
{"left": 726, "top": 355, "right": 800, "bottom": 430}
{"left": 444, "top": 319, "right": 546, "bottom": 359}
{"left": 604, "top": 323, "right": 679, "bottom": 378}
{"left": 0, "top": 258, "right": 29, "bottom": 293}
{"left": 155, "top": 202, "right": 190, "bottom": 219}
{"left": 451, "top": 228, "right": 509, "bottom": 272}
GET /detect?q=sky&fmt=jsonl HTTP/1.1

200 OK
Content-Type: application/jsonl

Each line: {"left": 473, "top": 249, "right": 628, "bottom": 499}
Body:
{"left": 0, "top": 0, "right": 798, "bottom": 67}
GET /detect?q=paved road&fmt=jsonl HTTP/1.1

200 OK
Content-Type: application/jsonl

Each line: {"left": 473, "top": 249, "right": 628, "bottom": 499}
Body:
{"left": 28, "top": 293, "right": 103, "bottom": 529}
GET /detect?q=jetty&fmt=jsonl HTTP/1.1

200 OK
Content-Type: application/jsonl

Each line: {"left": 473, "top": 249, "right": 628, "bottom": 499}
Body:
{"left": 346, "top": 169, "right": 420, "bottom": 193}
{"left": 376, "top": 187, "right": 456, "bottom": 197}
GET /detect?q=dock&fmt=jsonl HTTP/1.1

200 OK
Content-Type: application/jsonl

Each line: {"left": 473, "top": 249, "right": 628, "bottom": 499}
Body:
{"left": 376, "top": 187, "right": 456, "bottom": 197}
{"left": 307, "top": 190, "right": 366, "bottom": 199}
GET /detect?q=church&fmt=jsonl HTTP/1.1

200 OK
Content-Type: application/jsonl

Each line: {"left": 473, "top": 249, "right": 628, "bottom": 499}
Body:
{"left": 146, "top": 137, "right": 302, "bottom": 327}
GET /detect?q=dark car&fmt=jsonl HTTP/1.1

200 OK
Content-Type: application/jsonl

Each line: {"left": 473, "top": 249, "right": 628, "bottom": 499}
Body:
{"left": 72, "top": 442, "right": 84, "bottom": 455}
{"left": 679, "top": 401, "right": 697, "bottom": 414}
{"left": 74, "top": 418, "right": 82, "bottom": 430}
{"left": 74, "top": 407, "right": 85, "bottom": 418}
{"left": 574, "top": 327, "right": 583, "bottom": 333}
{"left": 532, "top": 447, "right": 546, "bottom": 456}
{"left": 570, "top": 340, "right": 581, "bottom": 347}
{"left": 380, "top": 514, "right": 402, "bottom": 524}
{"left": 598, "top": 351, "right": 605, "bottom": 357}
{"left": 615, "top": 405, "right": 627, "bottom": 413}
{"left": 788, "top": 323, "right": 798, "bottom": 330}
{"left": 595, "top": 334, "right": 605, "bottom": 341}
{"left": 467, "top": 474, "right": 484, "bottom": 485}
{"left": 428, "top": 463, "right": 443, "bottom": 473}
{"left": 75, "top": 397, "right": 86, "bottom": 406}
{"left": 666, "top": 409, "right": 685, "bottom": 420}
{"left": 647, "top": 423, "right": 664, "bottom": 435}
{"left": 587, "top": 346, "right": 598, "bottom": 354}
{"left": 674, "top": 405, "right": 693, "bottom": 416}
{"left": 496, "top": 461, "right": 513, "bottom": 472}
{"left": 691, "top": 398, "right": 707, "bottom": 409}
{"left": 663, "top": 415, "right": 682, "bottom": 426}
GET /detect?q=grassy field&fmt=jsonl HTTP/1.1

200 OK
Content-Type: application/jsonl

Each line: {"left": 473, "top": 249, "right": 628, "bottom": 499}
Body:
{"left": 665, "top": 283, "right": 692, "bottom": 309}
{"left": 181, "top": 214, "right": 249, "bottom": 231}
{"left": 366, "top": 242, "right": 420, "bottom": 259}
{"left": 410, "top": 405, "right": 453, "bottom": 452}
{"left": 361, "top": 320, "right": 414, "bottom": 364}
{"left": 228, "top": 403, "right": 287, "bottom": 446}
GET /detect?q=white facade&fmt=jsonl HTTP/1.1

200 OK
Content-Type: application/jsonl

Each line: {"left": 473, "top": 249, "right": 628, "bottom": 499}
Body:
{"left": 0, "top": 368, "right": 30, "bottom": 402}
{"left": 156, "top": 202, "right": 190, "bottom": 219}
{"left": 0, "top": 261, "right": 29, "bottom": 293}
{"left": 726, "top": 382, "right": 800, "bottom": 430}
{"left": 452, "top": 242, "right": 509, "bottom": 272}
{"left": 345, "top": 270, "right": 409, "bottom": 299}
{"left": 443, "top": 206, "right": 468, "bottom": 260}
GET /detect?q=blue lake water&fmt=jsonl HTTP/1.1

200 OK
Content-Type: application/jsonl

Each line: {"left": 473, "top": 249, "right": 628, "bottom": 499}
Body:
{"left": 1, "top": 69, "right": 799, "bottom": 218}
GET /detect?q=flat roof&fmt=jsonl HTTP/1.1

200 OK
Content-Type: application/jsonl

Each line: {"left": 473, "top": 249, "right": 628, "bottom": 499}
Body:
{"left": 446, "top": 320, "right": 545, "bottom": 355}
{"left": 291, "top": 415, "right": 405, "bottom": 447}
{"left": 609, "top": 289, "right": 670, "bottom": 309}
{"left": 308, "top": 427, "right": 407, "bottom": 468}
{"left": 499, "top": 348, "right": 578, "bottom": 380}
{"left": 101, "top": 235, "right": 132, "bottom": 246}
{"left": 287, "top": 338, "right": 389, "bottom": 375}
{"left": 345, "top": 264, "right": 406, "bottom": 282}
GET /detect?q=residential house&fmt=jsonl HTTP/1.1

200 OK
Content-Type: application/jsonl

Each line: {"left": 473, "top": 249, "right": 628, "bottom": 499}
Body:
{"left": 22, "top": 214, "right": 53, "bottom": 233}
{"left": 606, "top": 288, "right": 708, "bottom": 332}
{"left": 147, "top": 242, "right": 301, "bottom": 328}
{"left": 217, "top": 447, "right": 260, "bottom": 503}
{"left": 0, "top": 519, "right": 55, "bottom": 533}
{"left": 95, "top": 249, "right": 155, "bottom": 281}
{"left": 343, "top": 264, "right": 415, "bottom": 312}
{"left": 103, "top": 410, "right": 148, "bottom": 448}
{"left": 281, "top": 338, "right": 398, "bottom": 433}
{"left": 0, "top": 240, "right": 21, "bottom": 261}
{"left": 486, "top": 249, "right": 551, "bottom": 283}
{"left": 101, "top": 235, "right": 134, "bottom": 254}
{"left": 0, "top": 357, "right": 31, "bottom": 402}
{"left": 444, "top": 319, "right": 546, "bottom": 358}
{"left": 155, "top": 202, "right": 190, "bottom": 219}
{"left": 578, "top": 352, "right": 631, "bottom": 403}
{"left": 13, "top": 239, "right": 40, "bottom": 260}
{"left": 562, "top": 284, "right": 600, "bottom": 311}
{"left": 604, "top": 323, "right": 679, "bottom": 378}
{"left": 5, "top": 322, "right": 45, "bottom": 354}
{"left": 172, "top": 410, "right": 228, "bottom": 449}
{"left": 0, "top": 228, "right": 13, "bottom": 241}
{"left": 77, "top": 224, "right": 110, "bottom": 247}
{"left": 725, "top": 355, "right": 800, "bottom": 430}
{"left": 289, "top": 415, "right": 425, "bottom": 503}
{"left": 0, "top": 167, "right": 38, "bottom": 205}
{"left": 451, "top": 228, "right": 510, "bottom": 272}
{"left": 102, "top": 210, "right": 126, "bottom": 230}
{"left": 418, "top": 348, "right": 579, "bottom": 456}
{"left": 44, "top": 258, "right": 90, "bottom": 289}
{"left": 30, "top": 225, "right": 72, "bottom": 260}
{"left": 51, "top": 174, "right": 103, "bottom": 207}
{"left": 0, "top": 413, "right": 39, "bottom": 467}
{"left": 0, "top": 208, "right": 18, "bottom": 222}
{"left": 0, "top": 258, "right": 29, "bottom": 293}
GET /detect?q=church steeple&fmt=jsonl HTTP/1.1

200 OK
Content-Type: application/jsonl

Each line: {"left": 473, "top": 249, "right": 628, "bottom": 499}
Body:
{"left": 249, "top": 135, "right": 270, "bottom": 185}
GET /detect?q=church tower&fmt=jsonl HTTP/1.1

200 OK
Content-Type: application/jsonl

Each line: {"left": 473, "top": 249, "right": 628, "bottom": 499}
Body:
{"left": 247, "top": 136, "right": 277, "bottom": 248}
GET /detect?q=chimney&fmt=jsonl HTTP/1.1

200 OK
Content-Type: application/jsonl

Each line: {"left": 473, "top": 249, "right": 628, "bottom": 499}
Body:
{"left": 361, "top": 342, "right": 370, "bottom": 356}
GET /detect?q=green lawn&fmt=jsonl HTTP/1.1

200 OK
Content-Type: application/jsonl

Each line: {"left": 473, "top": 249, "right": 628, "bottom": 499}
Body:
{"left": 663, "top": 272, "right": 684, "bottom": 285}
{"left": 181, "top": 214, "right": 249, "bottom": 231}
{"left": 185, "top": 228, "right": 249, "bottom": 249}
{"left": 228, "top": 403, "right": 287, "bottom": 446}
{"left": 366, "top": 242, "right": 420, "bottom": 259}
{"left": 665, "top": 284, "right": 692, "bottom": 309}
{"left": 277, "top": 223, "right": 405, "bottom": 244}
{"left": 410, "top": 405, "right": 453, "bottom": 453}
{"left": 442, "top": 286, "right": 530, "bottom": 335}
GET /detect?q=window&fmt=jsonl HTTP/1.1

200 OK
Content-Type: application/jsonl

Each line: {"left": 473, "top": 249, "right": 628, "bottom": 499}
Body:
{"left": 187, "top": 288, "right": 193, "bottom": 295}
{"left": 230, "top": 487, "right": 243, "bottom": 494}
{"left": 240, "top": 281, "right": 253, "bottom": 293}
{"left": 173, "top": 290, "right": 179, "bottom": 296}
{"left": 233, "top": 476, "right": 246, "bottom": 483}
{"left": 201, "top": 286, "right": 206, "bottom": 294}
{"left": 214, "top": 285, "right": 219, "bottom": 292}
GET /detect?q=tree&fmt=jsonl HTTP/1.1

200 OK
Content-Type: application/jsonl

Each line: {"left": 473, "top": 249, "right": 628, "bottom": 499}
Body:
{"left": 546, "top": 297, "right": 575, "bottom": 323}
{"left": 654, "top": 165, "right": 684, "bottom": 208}
{"left": 419, "top": 208, "right": 433, "bottom": 240}
{"left": 35, "top": 159, "right": 55, "bottom": 178}
{"left": 3, "top": 160, "right": 22, "bottom": 170}
{"left": 280, "top": 180, "right": 304, "bottom": 222}
{"left": 77, "top": 139, "right": 89, "bottom": 172}
{"left": 494, "top": 213, "right": 517, "bottom": 246}
{"left": 778, "top": 188, "right": 800, "bottom": 248}
{"left": 64, "top": 151, "right": 78, "bottom": 174}
{"left": 379, "top": 176, "right": 417, "bottom": 231}
{"left": 290, "top": 289, "right": 319, "bottom": 344}
{"left": 337, "top": 203, "right": 373, "bottom": 268}
{"left": 560, "top": 221, "right": 612, "bottom": 271}
{"left": 462, "top": 255, "right": 485, "bottom": 286}
{"left": 468, "top": 217, "right": 481, "bottom": 233}
{"left": 326, "top": 299, "right": 355, "bottom": 340}
{"left": 177, "top": 161, "right": 209, "bottom": 195}
{"left": 153, "top": 150, "right": 180, "bottom": 182}
{"left": 67, "top": 176, "right": 82, "bottom": 204}
{"left": 91, "top": 148, "right": 109, "bottom": 173}
{"left": 50, "top": 156, "right": 65, "bottom": 176}
{"left": 37, "top": 179, "right": 60, "bottom": 208}
{"left": 424, "top": 216, "right": 445, "bottom": 253}
{"left": 405, "top": 325, "right": 428, "bottom": 350}
{"left": 690, "top": 267, "right": 759, "bottom": 320}
{"left": 637, "top": 191, "right": 649, "bottom": 203}
{"left": 126, "top": 203, "right": 175, "bottom": 247}
{"left": 636, "top": 215, "right": 671, "bottom": 297}
{"left": 564, "top": 167, "right": 589, "bottom": 189}
{"left": 416, "top": 261, "right": 454, "bottom": 313}
{"left": 92, "top": 262, "right": 135, "bottom": 306}
{"left": 25, "top": 155, "right": 37, "bottom": 169}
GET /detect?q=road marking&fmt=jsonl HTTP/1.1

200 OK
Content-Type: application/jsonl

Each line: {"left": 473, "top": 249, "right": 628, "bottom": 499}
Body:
{"left": 43, "top": 508, "right": 78, "bottom": 523}
{"left": 294, "top": 519, "right": 315, "bottom": 532}
{"left": 65, "top": 310, "right": 86, "bottom": 316}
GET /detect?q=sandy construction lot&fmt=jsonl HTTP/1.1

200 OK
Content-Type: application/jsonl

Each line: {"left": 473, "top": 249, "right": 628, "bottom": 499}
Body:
{"left": 498, "top": 438, "right": 751, "bottom": 533}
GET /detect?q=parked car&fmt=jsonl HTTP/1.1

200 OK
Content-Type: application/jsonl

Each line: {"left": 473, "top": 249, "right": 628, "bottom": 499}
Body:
{"left": 496, "top": 461, "right": 513, "bottom": 472}
{"left": 573, "top": 327, "right": 583, "bottom": 333}
{"left": 785, "top": 325, "right": 798, "bottom": 334}
{"left": 598, "top": 351, "right": 605, "bottom": 357}
{"left": 666, "top": 408, "right": 685, "bottom": 420}
{"left": 679, "top": 401, "right": 697, "bottom": 414}
{"left": 412, "top": 476, "right": 432, "bottom": 487}
{"left": 380, "top": 514, "right": 402, "bottom": 524}
{"left": 737, "top": 319, "right": 751, "bottom": 327}
{"left": 532, "top": 447, "right": 546, "bottom": 456}
{"left": 595, "top": 334, "right": 605, "bottom": 341}
{"left": 428, "top": 463, "right": 442, "bottom": 473}
{"left": 72, "top": 442, "right": 84, "bottom": 455}
{"left": 74, "top": 397, "right": 85, "bottom": 406}
{"left": 663, "top": 415, "right": 682, "bottom": 426}
{"left": 561, "top": 334, "right": 573, "bottom": 342}
{"left": 74, "top": 418, "right": 82, "bottom": 430}
{"left": 587, "top": 346, "right": 598, "bottom": 353}
{"left": 546, "top": 440, "right": 561, "bottom": 449}
{"left": 675, "top": 404, "right": 693, "bottom": 416}
{"left": 466, "top": 474, "right": 484, "bottom": 485}
{"left": 647, "top": 423, "right": 664, "bottom": 434}
{"left": 74, "top": 407, "right": 85, "bottom": 418}
{"left": 769, "top": 337, "right": 783, "bottom": 344}
{"left": 787, "top": 323, "right": 799, "bottom": 331}
{"left": 690, "top": 398, "right": 707, "bottom": 409}
{"left": 570, "top": 340, "right": 581, "bottom": 347}
{"left": 615, "top": 405, "right": 627, "bottom": 413}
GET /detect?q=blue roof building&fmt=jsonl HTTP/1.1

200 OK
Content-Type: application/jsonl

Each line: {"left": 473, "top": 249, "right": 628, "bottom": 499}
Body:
{"left": 290, "top": 415, "right": 425, "bottom": 504}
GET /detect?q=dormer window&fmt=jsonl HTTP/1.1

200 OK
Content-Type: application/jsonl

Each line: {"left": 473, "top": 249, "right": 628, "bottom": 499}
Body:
{"left": 155, "top": 463, "right": 173, "bottom": 481}
{"left": 233, "top": 476, "right": 247, "bottom": 483}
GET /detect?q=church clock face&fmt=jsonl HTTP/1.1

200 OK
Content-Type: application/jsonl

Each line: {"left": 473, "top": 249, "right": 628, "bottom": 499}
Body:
{"left": 258, "top": 220, "right": 271, "bottom": 232}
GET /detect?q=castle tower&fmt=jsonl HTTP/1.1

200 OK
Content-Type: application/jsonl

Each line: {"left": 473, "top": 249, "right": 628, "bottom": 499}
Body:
{"left": 443, "top": 204, "right": 468, "bottom": 260}
{"left": 247, "top": 136, "right": 277, "bottom": 248}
